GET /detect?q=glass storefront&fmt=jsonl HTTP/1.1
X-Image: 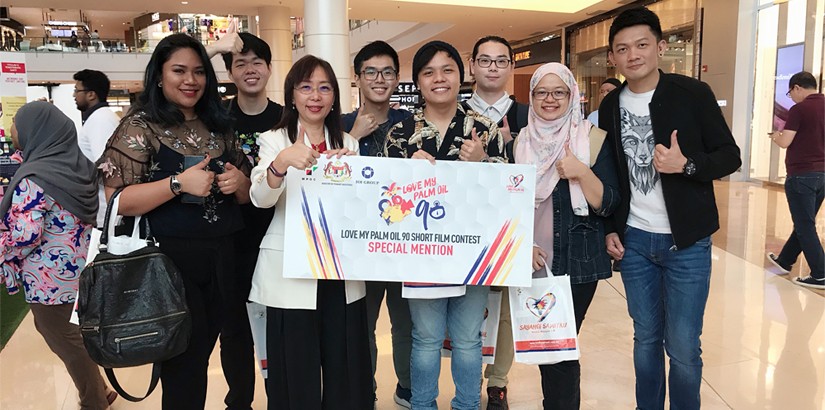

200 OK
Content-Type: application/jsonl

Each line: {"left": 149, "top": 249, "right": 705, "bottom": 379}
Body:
{"left": 567, "top": 0, "right": 699, "bottom": 115}
{"left": 749, "top": 0, "right": 824, "bottom": 184}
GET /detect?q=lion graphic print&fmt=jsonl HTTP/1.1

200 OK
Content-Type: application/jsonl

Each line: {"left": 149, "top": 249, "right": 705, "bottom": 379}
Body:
{"left": 621, "top": 108, "right": 660, "bottom": 195}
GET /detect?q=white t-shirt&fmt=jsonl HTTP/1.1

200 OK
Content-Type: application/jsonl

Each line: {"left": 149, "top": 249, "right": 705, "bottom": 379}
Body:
{"left": 619, "top": 87, "right": 671, "bottom": 234}
{"left": 79, "top": 107, "right": 121, "bottom": 227}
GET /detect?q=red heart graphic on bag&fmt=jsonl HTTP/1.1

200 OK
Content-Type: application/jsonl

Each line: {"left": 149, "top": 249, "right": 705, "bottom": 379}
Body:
{"left": 526, "top": 293, "right": 556, "bottom": 322}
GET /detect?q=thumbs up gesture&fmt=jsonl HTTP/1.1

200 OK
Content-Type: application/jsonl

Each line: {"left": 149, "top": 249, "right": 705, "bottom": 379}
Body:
{"left": 350, "top": 108, "right": 379, "bottom": 140}
{"left": 272, "top": 127, "right": 322, "bottom": 172}
{"left": 207, "top": 17, "right": 243, "bottom": 56}
{"left": 556, "top": 143, "right": 587, "bottom": 181}
{"left": 499, "top": 116, "right": 514, "bottom": 144}
{"left": 653, "top": 130, "right": 687, "bottom": 174}
{"left": 459, "top": 128, "right": 487, "bottom": 162}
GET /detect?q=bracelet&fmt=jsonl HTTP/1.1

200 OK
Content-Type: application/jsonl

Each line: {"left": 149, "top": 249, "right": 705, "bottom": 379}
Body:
{"left": 267, "top": 163, "right": 287, "bottom": 178}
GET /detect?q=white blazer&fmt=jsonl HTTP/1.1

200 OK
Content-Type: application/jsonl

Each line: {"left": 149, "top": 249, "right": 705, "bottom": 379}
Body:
{"left": 248, "top": 125, "right": 366, "bottom": 310}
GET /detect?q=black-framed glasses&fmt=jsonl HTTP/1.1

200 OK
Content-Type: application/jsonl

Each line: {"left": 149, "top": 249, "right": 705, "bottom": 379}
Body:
{"left": 294, "top": 84, "right": 334, "bottom": 95}
{"left": 73, "top": 88, "right": 90, "bottom": 94}
{"left": 532, "top": 90, "right": 570, "bottom": 101}
{"left": 474, "top": 57, "right": 511, "bottom": 68}
{"left": 785, "top": 89, "right": 792, "bottom": 97}
{"left": 360, "top": 67, "right": 397, "bottom": 81}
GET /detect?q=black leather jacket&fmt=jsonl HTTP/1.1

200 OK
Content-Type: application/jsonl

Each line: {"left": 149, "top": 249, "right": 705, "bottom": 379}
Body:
{"left": 599, "top": 71, "right": 741, "bottom": 249}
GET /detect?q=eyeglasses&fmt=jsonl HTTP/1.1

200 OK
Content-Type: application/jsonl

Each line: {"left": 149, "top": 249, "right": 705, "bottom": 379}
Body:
{"left": 360, "top": 67, "right": 397, "bottom": 81}
{"left": 294, "top": 84, "right": 334, "bottom": 95}
{"left": 73, "top": 89, "right": 90, "bottom": 94}
{"left": 474, "top": 57, "right": 511, "bottom": 69}
{"left": 785, "top": 89, "right": 792, "bottom": 97}
{"left": 532, "top": 90, "right": 571, "bottom": 101}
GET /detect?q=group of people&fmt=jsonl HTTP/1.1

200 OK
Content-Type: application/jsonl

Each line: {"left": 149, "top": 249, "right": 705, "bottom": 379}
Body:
{"left": 4, "top": 5, "right": 820, "bottom": 410}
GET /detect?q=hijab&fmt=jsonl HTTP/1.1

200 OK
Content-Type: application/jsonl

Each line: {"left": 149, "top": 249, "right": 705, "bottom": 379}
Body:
{"left": 514, "top": 63, "right": 591, "bottom": 215}
{"left": 0, "top": 101, "right": 98, "bottom": 225}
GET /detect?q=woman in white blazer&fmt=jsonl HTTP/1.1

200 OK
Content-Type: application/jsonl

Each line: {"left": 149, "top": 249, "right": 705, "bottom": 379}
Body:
{"left": 247, "top": 55, "right": 372, "bottom": 410}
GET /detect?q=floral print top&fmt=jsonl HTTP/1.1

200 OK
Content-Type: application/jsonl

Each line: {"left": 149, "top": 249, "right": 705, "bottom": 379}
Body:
{"left": 1, "top": 179, "right": 91, "bottom": 305}
{"left": 384, "top": 104, "right": 507, "bottom": 163}
{"left": 99, "top": 112, "right": 249, "bottom": 238}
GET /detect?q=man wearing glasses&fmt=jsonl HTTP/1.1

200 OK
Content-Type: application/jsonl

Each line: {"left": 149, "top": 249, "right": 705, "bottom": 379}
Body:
{"left": 73, "top": 69, "right": 120, "bottom": 228}
{"left": 344, "top": 41, "right": 412, "bottom": 157}
{"left": 768, "top": 71, "right": 825, "bottom": 289}
{"left": 342, "top": 40, "right": 413, "bottom": 408}
{"left": 465, "top": 35, "right": 527, "bottom": 410}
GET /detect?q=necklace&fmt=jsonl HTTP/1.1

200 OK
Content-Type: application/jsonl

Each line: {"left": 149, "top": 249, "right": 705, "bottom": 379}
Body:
{"left": 310, "top": 140, "right": 327, "bottom": 153}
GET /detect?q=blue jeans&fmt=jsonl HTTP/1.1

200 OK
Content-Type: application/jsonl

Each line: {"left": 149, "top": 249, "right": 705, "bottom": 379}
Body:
{"left": 777, "top": 172, "right": 825, "bottom": 279}
{"left": 408, "top": 285, "right": 490, "bottom": 410}
{"left": 620, "top": 226, "right": 712, "bottom": 410}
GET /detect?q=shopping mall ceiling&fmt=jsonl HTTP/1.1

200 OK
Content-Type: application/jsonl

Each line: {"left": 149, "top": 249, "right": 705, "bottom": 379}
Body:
{"left": 5, "top": 0, "right": 629, "bottom": 48}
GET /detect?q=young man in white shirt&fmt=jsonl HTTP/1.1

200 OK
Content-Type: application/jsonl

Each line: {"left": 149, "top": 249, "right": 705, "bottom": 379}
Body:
{"left": 73, "top": 69, "right": 120, "bottom": 227}
{"left": 466, "top": 36, "right": 528, "bottom": 166}
{"left": 465, "top": 35, "right": 527, "bottom": 410}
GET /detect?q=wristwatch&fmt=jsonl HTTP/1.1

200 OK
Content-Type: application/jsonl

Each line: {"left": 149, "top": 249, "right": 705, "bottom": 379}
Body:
{"left": 170, "top": 175, "right": 182, "bottom": 195}
{"left": 683, "top": 157, "right": 697, "bottom": 176}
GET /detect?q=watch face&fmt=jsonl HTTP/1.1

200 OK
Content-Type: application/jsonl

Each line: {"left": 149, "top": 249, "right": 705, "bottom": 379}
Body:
{"left": 685, "top": 160, "right": 697, "bottom": 176}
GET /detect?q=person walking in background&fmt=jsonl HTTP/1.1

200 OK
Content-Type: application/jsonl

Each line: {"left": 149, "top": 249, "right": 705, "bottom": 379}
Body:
{"left": 767, "top": 71, "right": 824, "bottom": 289}
{"left": 73, "top": 69, "right": 121, "bottom": 228}
{"left": 1, "top": 101, "right": 117, "bottom": 410}
{"left": 98, "top": 33, "right": 251, "bottom": 409}
{"left": 586, "top": 78, "right": 622, "bottom": 128}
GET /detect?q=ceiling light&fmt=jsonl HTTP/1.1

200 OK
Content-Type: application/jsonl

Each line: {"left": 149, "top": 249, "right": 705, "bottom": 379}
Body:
{"left": 181, "top": 1, "right": 189, "bottom": 4}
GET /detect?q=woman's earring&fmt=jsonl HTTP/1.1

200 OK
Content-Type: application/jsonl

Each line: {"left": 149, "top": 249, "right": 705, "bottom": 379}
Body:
{"left": 158, "top": 81, "right": 163, "bottom": 88}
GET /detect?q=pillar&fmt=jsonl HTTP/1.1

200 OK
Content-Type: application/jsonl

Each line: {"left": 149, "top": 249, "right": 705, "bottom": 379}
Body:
{"left": 258, "top": 6, "right": 293, "bottom": 104}
{"left": 303, "top": 0, "right": 351, "bottom": 110}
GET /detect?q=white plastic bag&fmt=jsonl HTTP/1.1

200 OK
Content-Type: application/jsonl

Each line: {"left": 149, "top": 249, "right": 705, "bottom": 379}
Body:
{"left": 509, "top": 275, "right": 579, "bottom": 365}
{"left": 247, "top": 301, "right": 269, "bottom": 379}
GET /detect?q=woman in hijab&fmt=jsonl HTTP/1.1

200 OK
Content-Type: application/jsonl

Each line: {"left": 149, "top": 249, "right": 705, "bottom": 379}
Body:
{"left": 514, "top": 62, "right": 620, "bottom": 409}
{"left": 1, "top": 101, "right": 116, "bottom": 409}
{"left": 98, "top": 33, "right": 250, "bottom": 409}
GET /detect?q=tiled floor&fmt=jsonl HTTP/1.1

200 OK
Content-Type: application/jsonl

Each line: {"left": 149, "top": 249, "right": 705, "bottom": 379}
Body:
{"left": 1, "top": 181, "right": 823, "bottom": 409}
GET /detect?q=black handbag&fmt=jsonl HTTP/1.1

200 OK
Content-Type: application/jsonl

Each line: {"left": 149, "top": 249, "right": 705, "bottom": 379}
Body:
{"left": 78, "top": 188, "right": 191, "bottom": 401}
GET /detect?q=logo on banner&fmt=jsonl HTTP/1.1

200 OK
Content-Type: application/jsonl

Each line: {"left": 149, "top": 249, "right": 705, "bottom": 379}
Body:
{"left": 526, "top": 293, "right": 556, "bottom": 322}
{"left": 507, "top": 174, "right": 525, "bottom": 192}
{"left": 305, "top": 165, "right": 318, "bottom": 175}
{"left": 323, "top": 161, "right": 352, "bottom": 182}
{"left": 378, "top": 182, "right": 415, "bottom": 224}
{"left": 361, "top": 166, "right": 375, "bottom": 179}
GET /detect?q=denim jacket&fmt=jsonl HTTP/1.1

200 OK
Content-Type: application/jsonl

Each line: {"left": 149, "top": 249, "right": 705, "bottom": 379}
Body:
{"left": 546, "top": 137, "right": 620, "bottom": 284}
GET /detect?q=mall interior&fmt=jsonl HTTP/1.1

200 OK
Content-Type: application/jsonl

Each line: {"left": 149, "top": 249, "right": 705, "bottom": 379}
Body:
{"left": 0, "top": 0, "right": 824, "bottom": 408}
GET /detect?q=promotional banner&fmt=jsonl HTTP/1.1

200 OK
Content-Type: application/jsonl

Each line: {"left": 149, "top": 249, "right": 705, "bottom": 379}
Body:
{"left": 282, "top": 156, "right": 535, "bottom": 286}
{"left": 0, "top": 52, "right": 27, "bottom": 139}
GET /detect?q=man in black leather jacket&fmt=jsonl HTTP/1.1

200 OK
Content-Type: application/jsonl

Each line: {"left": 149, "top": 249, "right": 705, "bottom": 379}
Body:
{"left": 599, "top": 7, "right": 741, "bottom": 410}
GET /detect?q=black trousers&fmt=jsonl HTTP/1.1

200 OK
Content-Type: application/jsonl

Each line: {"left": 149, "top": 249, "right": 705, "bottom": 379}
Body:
{"left": 265, "top": 281, "right": 373, "bottom": 410}
{"left": 220, "top": 244, "right": 258, "bottom": 409}
{"left": 157, "top": 235, "right": 234, "bottom": 410}
{"left": 539, "top": 281, "right": 599, "bottom": 410}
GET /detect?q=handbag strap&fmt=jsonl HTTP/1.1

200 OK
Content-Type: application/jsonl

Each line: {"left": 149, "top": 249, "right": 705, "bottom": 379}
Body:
{"left": 99, "top": 187, "right": 155, "bottom": 250}
{"left": 104, "top": 364, "right": 161, "bottom": 402}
